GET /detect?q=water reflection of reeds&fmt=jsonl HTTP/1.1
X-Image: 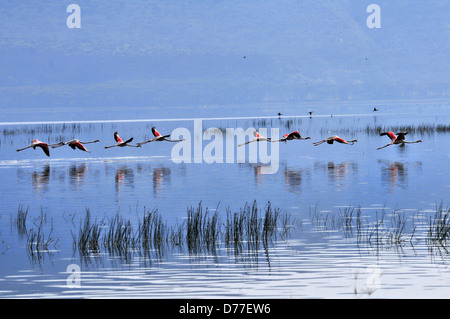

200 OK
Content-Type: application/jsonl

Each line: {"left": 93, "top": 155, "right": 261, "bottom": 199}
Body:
{"left": 309, "top": 203, "right": 450, "bottom": 256}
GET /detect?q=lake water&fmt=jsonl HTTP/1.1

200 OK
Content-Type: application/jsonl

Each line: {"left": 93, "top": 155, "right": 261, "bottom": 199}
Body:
{"left": 0, "top": 99, "right": 449, "bottom": 299}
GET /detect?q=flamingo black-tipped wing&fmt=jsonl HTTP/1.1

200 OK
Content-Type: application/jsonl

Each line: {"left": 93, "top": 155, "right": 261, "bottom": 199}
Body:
{"left": 123, "top": 137, "right": 133, "bottom": 144}
{"left": 38, "top": 144, "right": 50, "bottom": 157}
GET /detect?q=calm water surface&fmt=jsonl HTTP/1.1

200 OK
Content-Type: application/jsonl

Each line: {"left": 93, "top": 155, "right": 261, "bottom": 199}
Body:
{"left": 0, "top": 100, "right": 449, "bottom": 298}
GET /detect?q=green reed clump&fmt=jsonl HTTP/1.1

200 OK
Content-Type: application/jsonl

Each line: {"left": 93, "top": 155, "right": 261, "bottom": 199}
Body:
{"left": 26, "top": 218, "right": 58, "bottom": 258}
{"left": 262, "top": 202, "right": 280, "bottom": 242}
{"left": 436, "top": 124, "right": 450, "bottom": 132}
{"left": 62, "top": 201, "right": 290, "bottom": 261}
{"left": 75, "top": 209, "right": 102, "bottom": 254}
{"left": 366, "top": 123, "right": 449, "bottom": 136}
{"left": 138, "top": 208, "right": 170, "bottom": 252}
{"left": 223, "top": 201, "right": 281, "bottom": 248}
{"left": 16, "top": 205, "right": 29, "bottom": 238}
{"left": 104, "top": 214, "right": 138, "bottom": 256}
{"left": 186, "top": 203, "right": 220, "bottom": 254}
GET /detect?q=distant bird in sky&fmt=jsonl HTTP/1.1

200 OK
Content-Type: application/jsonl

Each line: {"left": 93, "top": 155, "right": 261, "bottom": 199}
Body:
{"left": 277, "top": 112, "right": 282, "bottom": 117}
{"left": 272, "top": 131, "right": 310, "bottom": 143}
{"left": 16, "top": 139, "right": 51, "bottom": 157}
{"left": 137, "top": 127, "right": 185, "bottom": 146}
{"left": 104, "top": 132, "right": 139, "bottom": 149}
{"left": 309, "top": 111, "right": 313, "bottom": 117}
{"left": 377, "top": 131, "right": 422, "bottom": 150}
{"left": 238, "top": 130, "right": 271, "bottom": 146}
{"left": 373, "top": 107, "right": 379, "bottom": 111}
{"left": 52, "top": 139, "right": 100, "bottom": 152}
{"left": 313, "top": 135, "right": 357, "bottom": 146}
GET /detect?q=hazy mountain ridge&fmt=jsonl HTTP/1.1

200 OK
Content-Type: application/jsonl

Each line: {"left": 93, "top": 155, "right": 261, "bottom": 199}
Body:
{"left": 0, "top": 1, "right": 448, "bottom": 109}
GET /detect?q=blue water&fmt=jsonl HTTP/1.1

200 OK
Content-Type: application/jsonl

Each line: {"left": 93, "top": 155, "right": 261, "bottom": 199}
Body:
{"left": 0, "top": 100, "right": 449, "bottom": 298}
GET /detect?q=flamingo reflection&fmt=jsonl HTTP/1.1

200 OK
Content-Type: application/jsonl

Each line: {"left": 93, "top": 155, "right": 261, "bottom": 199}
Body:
{"left": 69, "top": 164, "right": 88, "bottom": 188}
{"left": 115, "top": 166, "right": 134, "bottom": 194}
{"left": 153, "top": 167, "right": 171, "bottom": 194}
{"left": 378, "top": 160, "right": 408, "bottom": 191}
{"left": 32, "top": 164, "right": 50, "bottom": 192}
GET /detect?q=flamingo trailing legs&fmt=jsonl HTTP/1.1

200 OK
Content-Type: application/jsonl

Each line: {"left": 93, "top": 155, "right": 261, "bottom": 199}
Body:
{"left": 377, "top": 131, "right": 422, "bottom": 150}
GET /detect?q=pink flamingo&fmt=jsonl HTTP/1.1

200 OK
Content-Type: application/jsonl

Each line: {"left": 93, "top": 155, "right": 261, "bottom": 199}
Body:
{"left": 238, "top": 130, "right": 271, "bottom": 147}
{"left": 272, "top": 131, "right": 310, "bottom": 143}
{"left": 16, "top": 139, "right": 52, "bottom": 157}
{"left": 104, "top": 132, "right": 139, "bottom": 149}
{"left": 137, "top": 127, "right": 185, "bottom": 146}
{"left": 313, "top": 135, "right": 357, "bottom": 146}
{"left": 377, "top": 131, "right": 422, "bottom": 150}
{"left": 52, "top": 139, "right": 100, "bottom": 152}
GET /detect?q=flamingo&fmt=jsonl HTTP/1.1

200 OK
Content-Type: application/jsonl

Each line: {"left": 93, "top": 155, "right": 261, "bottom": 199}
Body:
{"left": 104, "top": 132, "right": 139, "bottom": 149}
{"left": 313, "top": 135, "right": 357, "bottom": 146}
{"left": 52, "top": 139, "right": 100, "bottom": 152}
{"left": 238, "top": 130, "right": 271, "bottom": 147}
{"left": 137, "top": 127, "right": 185, "bottom": 146}
{"left": 16, "top": 139, "right": 52, "bottom": 157}
{"left": 376, "top": 131, "right": 422, "bottom": 150}
{"left": 271, "top": 131, "right": 311, "bottom": 143}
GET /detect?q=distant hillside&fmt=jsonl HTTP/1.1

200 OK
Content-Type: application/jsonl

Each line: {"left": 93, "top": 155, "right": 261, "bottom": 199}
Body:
{"left": 0, "top": 0, "right": 448, "bottom": 109}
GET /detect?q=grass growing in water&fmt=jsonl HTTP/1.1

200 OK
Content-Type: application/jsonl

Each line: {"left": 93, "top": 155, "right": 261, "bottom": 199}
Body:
{"left": 427, "top": 203, "right": 450, "bottom": 246}
{"left": 70, "top": 201, "right": 286, "bottom": 260}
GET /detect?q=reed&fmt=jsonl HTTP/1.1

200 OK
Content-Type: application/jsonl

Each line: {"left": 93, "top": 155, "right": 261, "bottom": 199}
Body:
{"left": 427, "top": 203, "right": 450, "bottom": 245}
{"left": 26, "top": 217, "right": 58, "bottom": 260}
{"left": 16, "top": 205, "right": 29, "bottom": 238}
{"left": 75, "top": 209, "right": 102, "bottom": 254}
{"left": 69, "top": 201, "right": 287, "bottom": 260}
{"left": 104, "top": 214, "right": 137, "bottom": 256}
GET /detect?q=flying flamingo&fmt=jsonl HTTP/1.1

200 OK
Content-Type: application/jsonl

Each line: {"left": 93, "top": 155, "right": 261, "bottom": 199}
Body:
{"left": 377, "top": 131, "right": 422, "bottom": 150}
{"left": 16, "top": 139, "right": 52, "bottom": 157}
{"left": 313, "top": 135, "right": 357, "bottom": 146}
{"left": 238, "top": 130, "right": 271, "bottom": 147}
{"left": 137, "top": 127, "right": 185, "bottom": 146}
{"left": 104, "top": 132, "right": 139, "bottom": 149}
{"left": 52, "top": 139, "right": 100, "bottom": 152}
{"left": 271, "top": 131, "right": 311, "bottom": 143}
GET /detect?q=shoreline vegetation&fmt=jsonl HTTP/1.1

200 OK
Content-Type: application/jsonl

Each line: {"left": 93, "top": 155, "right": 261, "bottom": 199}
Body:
{"left": 7, "top": 201, "right": 450, "bottom": 265}
{"left": 1, "top": 121, "right": 450, "bottom": 137}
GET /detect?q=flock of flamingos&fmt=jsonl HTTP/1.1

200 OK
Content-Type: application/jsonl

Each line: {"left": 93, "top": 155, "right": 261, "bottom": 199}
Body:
{"left": 16, "top": 126, "right": 423, "bottom": 157}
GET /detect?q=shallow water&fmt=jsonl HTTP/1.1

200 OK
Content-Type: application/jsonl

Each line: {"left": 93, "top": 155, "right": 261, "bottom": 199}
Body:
{"left": 0, "top": 100, "right": 449, "bottom": 298}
